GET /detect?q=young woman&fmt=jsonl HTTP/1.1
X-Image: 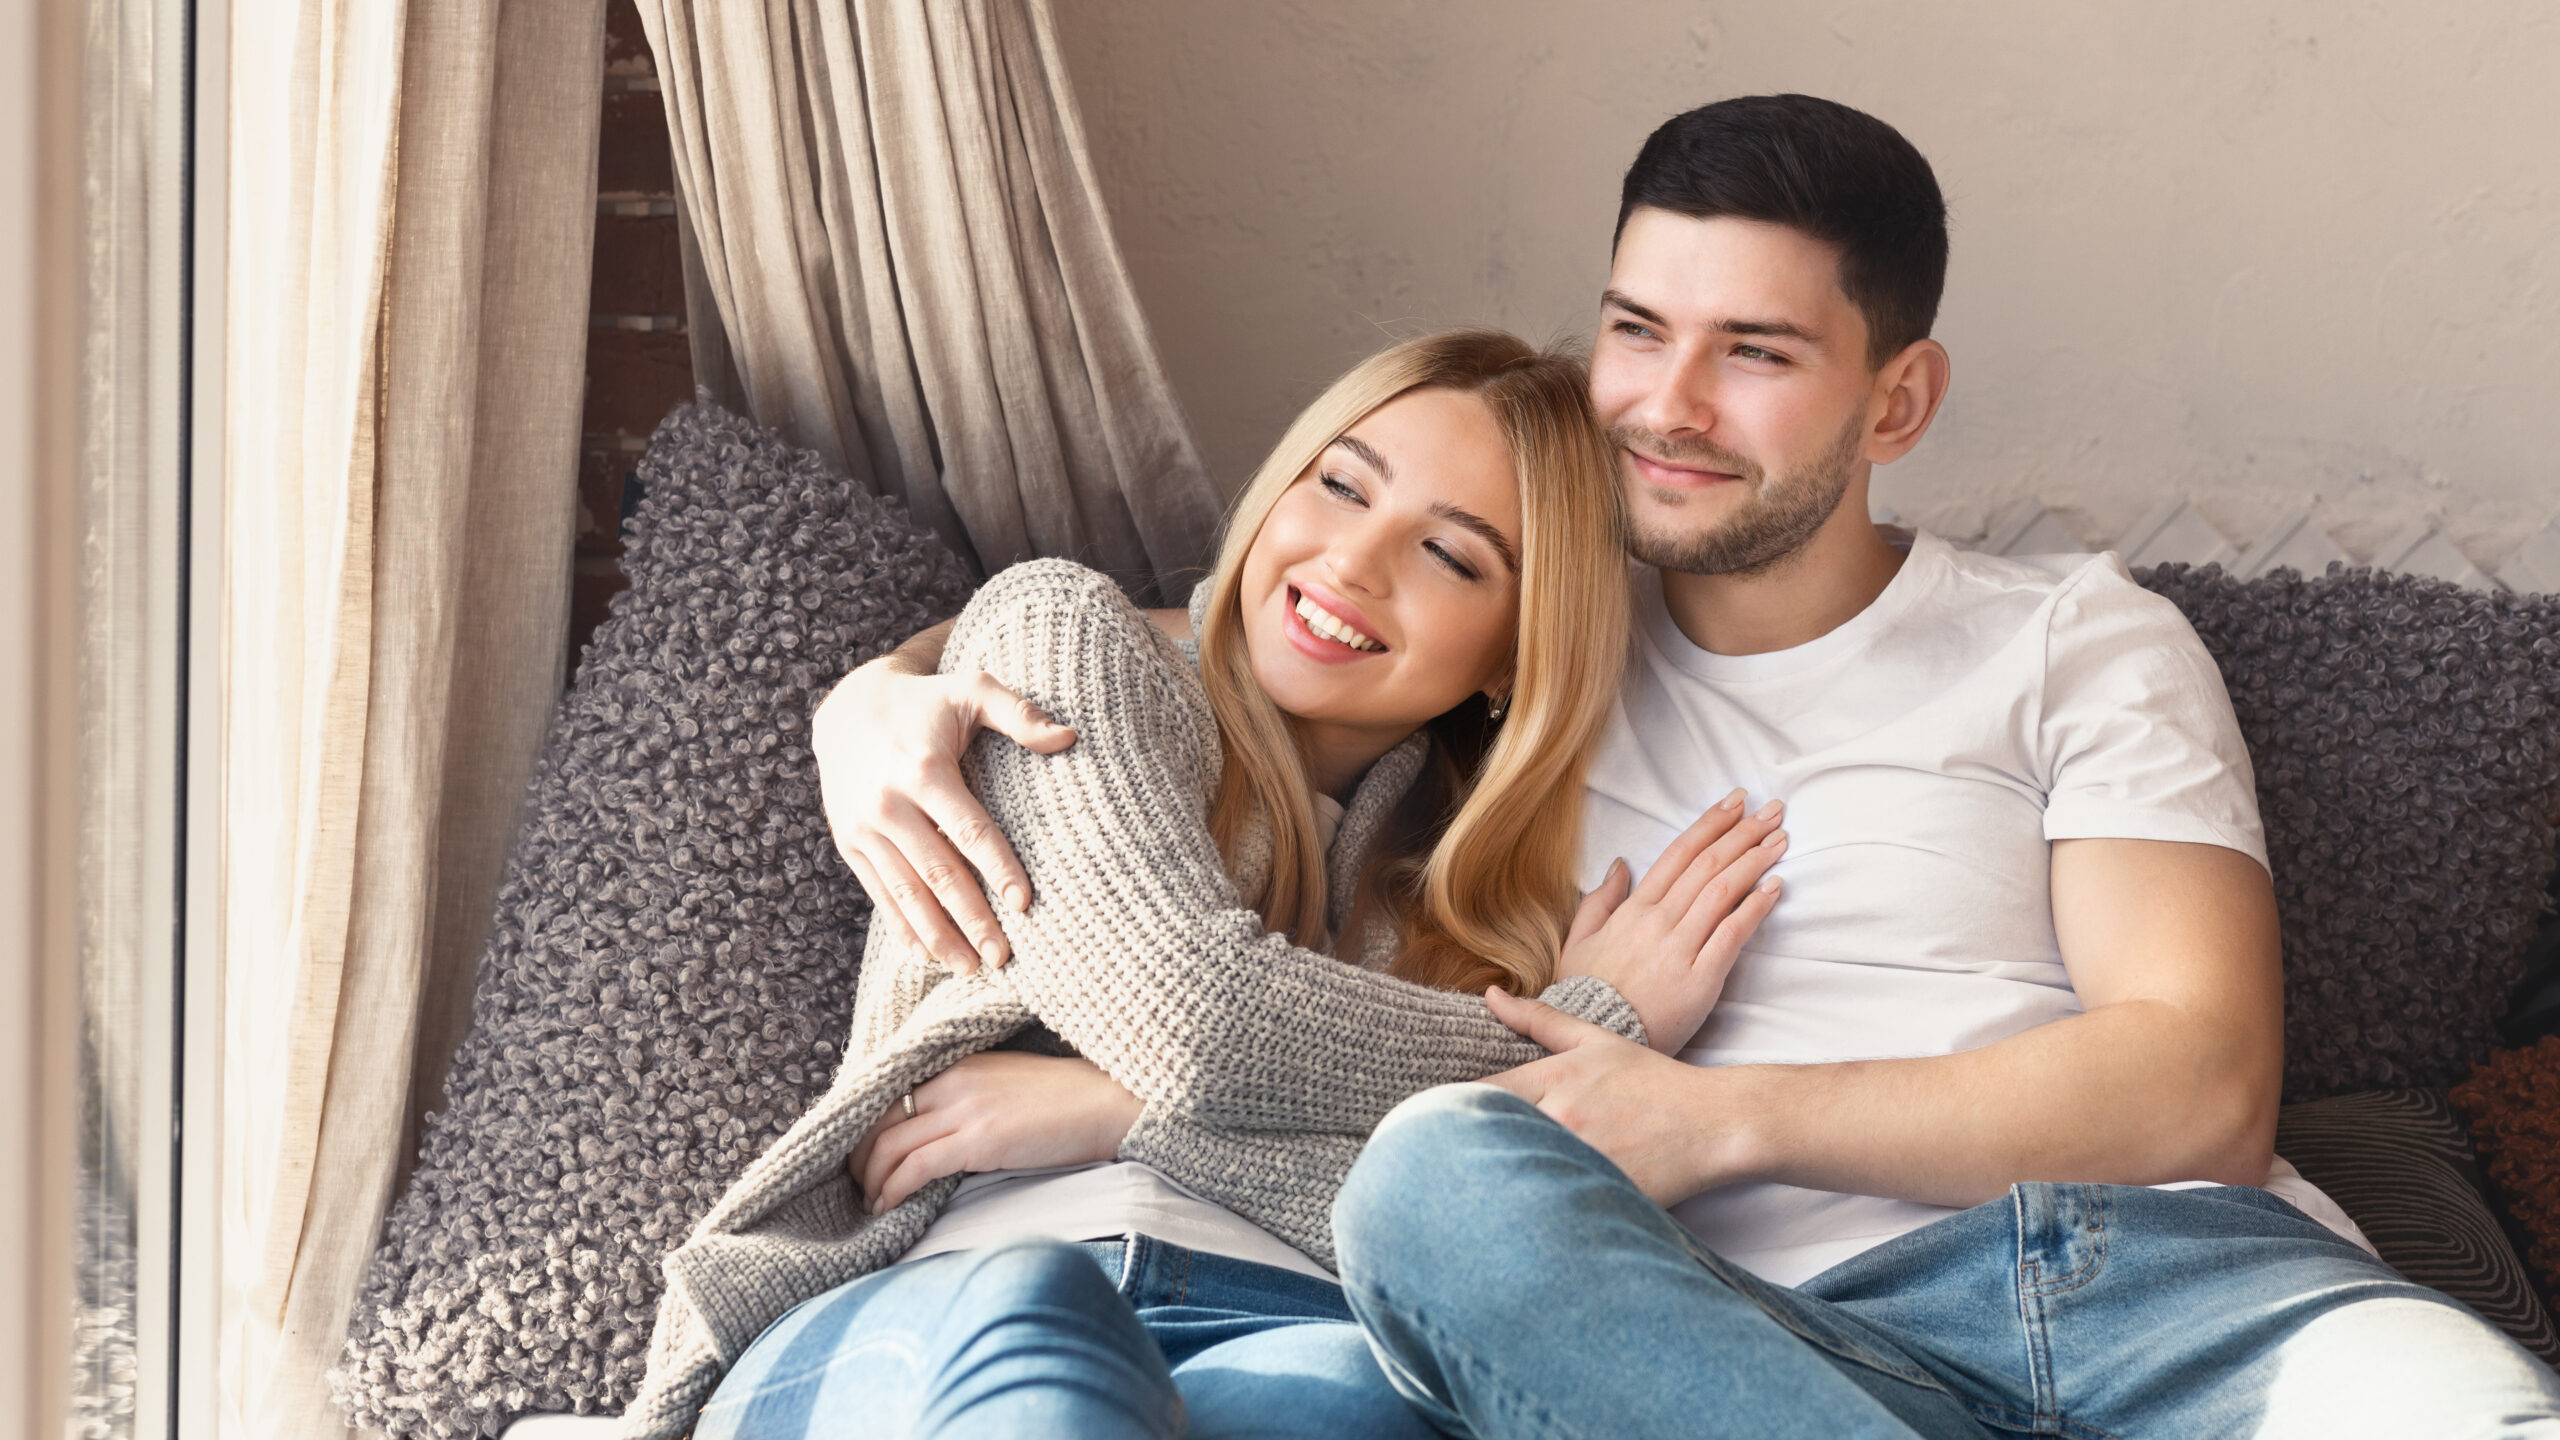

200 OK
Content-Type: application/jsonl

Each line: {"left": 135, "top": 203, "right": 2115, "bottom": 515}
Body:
{"left": 622, "top": 332, "right": 1787, "bottom": 1440}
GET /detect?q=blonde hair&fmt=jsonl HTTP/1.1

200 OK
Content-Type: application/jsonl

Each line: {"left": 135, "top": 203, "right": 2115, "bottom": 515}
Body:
{"left": 1194, "top": 330, "right": 1629, "bottom": 994}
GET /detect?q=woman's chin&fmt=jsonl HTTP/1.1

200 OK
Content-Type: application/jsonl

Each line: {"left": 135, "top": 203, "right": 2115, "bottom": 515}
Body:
{"left": 1250, "top": 632, "right": 1460, "bottom": 732}
{"left": 1251, "top": 658, "right": 1363, "bottom": 727}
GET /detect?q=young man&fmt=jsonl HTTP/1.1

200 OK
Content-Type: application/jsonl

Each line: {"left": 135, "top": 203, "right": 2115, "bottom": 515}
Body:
{"left": 815, "top": 96, "right": 2560, "bottom": 1435}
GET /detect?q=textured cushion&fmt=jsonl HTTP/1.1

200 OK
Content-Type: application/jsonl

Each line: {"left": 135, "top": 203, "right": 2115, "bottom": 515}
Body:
{"left": 332, "top": 401, "right": 977, "bottom": 1438}
{"left": 2453, "top": 1037, "right": 2560, "bottom": 1309}
{"left": 2139, "top": 565, "right": 2560, "bottom": 1098}
{"left": 2275, "top": 1089, "right": 2559, "bottom": 1366}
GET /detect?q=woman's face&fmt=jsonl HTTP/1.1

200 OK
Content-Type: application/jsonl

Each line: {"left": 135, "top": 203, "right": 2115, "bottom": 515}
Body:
{"left": 1240, "top": 386, "right": 1524, "bottom": 743}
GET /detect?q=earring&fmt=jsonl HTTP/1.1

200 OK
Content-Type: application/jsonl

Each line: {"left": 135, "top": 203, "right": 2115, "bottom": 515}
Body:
{"left": 1487, "top": 693, "right": 1509, "bottom": 722}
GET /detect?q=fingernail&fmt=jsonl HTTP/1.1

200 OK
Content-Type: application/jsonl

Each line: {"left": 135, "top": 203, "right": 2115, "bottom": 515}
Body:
{"left": 1765, "top": 829, "right": 1788, "bottom": 850}
{"left": 1004, "top": 885, "right": 1028, "bottom": 912}
{"left": 1718, "top": 788, "right": 1745, "bottom": 810}
{"left": 1761, "top": 874, "right": 1783, "bottom": 894}
{"left": 1612, "top": 856, "right": 1630, "bottom": 876}
{"left": 1755, "top": 797, "right": 1785, "bottom": 820}
{"left": 978, "top": 941, "right": 1004, "bottom": 968}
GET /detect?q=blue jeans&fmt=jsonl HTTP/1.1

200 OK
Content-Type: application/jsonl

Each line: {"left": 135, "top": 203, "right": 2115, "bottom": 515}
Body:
{"left": 692, "top": 1233, "right": 1436, "bottom": 1440}
{"left": 1334, "top": 1083, "right": 2560, "bottom": 1440}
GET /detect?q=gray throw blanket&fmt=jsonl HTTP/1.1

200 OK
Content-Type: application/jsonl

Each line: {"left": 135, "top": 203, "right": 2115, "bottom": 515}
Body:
{"left": 619, "top": 559, "right": 1643, "bottom": 1438}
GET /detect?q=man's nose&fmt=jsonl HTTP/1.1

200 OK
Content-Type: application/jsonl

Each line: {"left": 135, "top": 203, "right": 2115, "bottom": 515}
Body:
{"left": 1633, "top": 344, "right": 1718, "bottom": 441}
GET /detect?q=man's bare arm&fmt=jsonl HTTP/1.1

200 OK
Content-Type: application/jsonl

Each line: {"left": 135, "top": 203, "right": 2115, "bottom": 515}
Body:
{"left": 877, "top": 616, "right": 957, "bottom": 677}
{"left": 1484, "top": 838, "right": 2283, "bottom": 1207}
{"left": 813, "top": 607, "right": 1192, "bottom": 974}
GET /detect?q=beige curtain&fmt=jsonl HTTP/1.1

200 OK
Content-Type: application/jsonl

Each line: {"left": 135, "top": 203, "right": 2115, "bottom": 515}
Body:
{"left": 218, "top": 1, "right": 603, "bottom": 1436}
{"left": 635, "top": 0, "right": 1222, "bottom": 605}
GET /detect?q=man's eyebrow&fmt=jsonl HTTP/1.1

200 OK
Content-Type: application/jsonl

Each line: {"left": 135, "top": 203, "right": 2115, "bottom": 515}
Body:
{"left": 1429, "top": 501, "right": 1519, "bottom": 574}
{"left": 1601, "top": 289, "right": 1670, "bottom": 328}
{"left": 1718, "top": 317, "right": 1822, "bottom": 345}
{"left": 1601, "top": 289, "right": 1823, "bottom": 347}
{"left": 1329, "top": 434, "right": 1393, "bottom": 480}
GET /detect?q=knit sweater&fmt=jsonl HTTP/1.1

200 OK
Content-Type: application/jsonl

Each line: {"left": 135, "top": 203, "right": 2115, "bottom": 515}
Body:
{"left": 618, "top": 559, "right": 1644, "bottom": 1438}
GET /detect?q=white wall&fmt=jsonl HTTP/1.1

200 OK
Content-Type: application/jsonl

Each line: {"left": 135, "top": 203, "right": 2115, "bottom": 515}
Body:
{"left": 1053, "top": 0, "right": 2560, "bottom": 572}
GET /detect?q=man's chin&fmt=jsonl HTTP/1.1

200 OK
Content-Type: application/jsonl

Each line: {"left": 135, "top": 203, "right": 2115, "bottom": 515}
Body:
{"left": 1627, "top": 501, "right": 1829, "bottom": 578}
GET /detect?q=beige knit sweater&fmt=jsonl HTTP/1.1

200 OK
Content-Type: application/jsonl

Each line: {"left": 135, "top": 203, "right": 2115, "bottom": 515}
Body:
{"left": 618, "top": 559, "right": 1643, "bottom": 1438}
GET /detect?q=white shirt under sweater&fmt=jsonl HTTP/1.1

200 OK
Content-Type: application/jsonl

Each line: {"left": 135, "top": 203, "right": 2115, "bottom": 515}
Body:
{"left": 1583, "top": 531, "right": 2366, "bottom": 1284}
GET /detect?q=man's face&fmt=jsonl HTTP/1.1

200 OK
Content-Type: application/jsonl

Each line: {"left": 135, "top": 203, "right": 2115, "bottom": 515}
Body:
{"left": 1589, "top": 210, "right": 1880, "bottom": 576}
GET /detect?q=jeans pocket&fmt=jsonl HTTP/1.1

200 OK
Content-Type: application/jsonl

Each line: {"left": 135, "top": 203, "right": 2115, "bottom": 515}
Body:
{"left": 2015, "top": 1184, "right": 2110, "bottom": 1299}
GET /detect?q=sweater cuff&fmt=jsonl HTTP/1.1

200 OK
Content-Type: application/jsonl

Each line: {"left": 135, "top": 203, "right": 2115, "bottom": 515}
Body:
{"left": 1536, "top": 974, "right": 1648, "bottom": 1049}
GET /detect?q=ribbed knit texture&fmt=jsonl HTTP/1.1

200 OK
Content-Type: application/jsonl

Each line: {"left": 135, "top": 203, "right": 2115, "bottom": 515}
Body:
{"left": 618, "top": 559, "right": 1643, "bottom": 1439}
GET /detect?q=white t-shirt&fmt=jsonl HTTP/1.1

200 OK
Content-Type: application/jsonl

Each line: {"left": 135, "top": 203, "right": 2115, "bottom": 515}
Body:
{"left": 1580, "top": 531, "right": 2368, "bottom": 1285}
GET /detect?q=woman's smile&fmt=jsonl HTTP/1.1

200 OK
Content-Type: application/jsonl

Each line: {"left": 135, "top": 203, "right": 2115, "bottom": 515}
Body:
{"left": 1284, "top": 584, "right": 1387, "bottom": 660}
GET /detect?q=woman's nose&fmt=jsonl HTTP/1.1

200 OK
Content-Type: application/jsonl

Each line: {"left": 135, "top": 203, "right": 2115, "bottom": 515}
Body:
{"left": 1324, "top": 520, "right": 1395, "bottom": 595}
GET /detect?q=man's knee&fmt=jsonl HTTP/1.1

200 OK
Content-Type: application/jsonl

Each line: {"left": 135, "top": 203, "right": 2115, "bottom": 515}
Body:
{"left": 2253, "top": 1294, "right": 2560, "bottom": 1438}
{"left": 1339, "top": 1086, "right": 1525, "bottom": 1245}
{"left": 1335, "top": 1081, "right": 1624, "bottom": 1293}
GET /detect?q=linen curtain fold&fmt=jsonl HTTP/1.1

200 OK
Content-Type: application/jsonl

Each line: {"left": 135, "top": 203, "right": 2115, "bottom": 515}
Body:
{"left": 218, "top": 1, "right": 602, "bottom": 1436}
{"left": 635, "top": 0, "right": 1222, "bottom": 605}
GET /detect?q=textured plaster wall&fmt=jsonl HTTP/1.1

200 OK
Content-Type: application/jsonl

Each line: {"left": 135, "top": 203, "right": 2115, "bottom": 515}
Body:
{"left": 1053, "top": 1, "right": 2560, "bottom": 567}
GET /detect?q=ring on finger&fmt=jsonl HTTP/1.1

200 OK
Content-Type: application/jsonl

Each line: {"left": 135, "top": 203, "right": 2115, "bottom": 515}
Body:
{"left": 902, "top": 1090, "right": 917, "bottom": 1120}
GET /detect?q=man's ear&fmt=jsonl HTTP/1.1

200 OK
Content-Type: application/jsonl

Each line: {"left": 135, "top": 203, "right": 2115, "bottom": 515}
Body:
{"left": 1864, "top": 338, "right": 1952, "bottom": 466}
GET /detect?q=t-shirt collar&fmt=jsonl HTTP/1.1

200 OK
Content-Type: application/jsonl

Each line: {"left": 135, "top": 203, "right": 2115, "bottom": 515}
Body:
{"left": 1635, "top": 529, "right": 1947, "bottom": 686}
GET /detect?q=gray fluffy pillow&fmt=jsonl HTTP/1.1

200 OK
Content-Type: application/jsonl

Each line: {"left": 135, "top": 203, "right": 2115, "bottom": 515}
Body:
{"left": 2138, "top": 564, "right": 2560, "bottom": 1100}
{"left": 332, "top": 401, "right": 976, "bottom": 1437}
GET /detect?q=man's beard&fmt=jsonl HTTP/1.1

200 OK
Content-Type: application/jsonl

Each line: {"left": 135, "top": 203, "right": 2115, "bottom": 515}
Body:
{"left": 1615, "top": 413, "right": 1866, "bottom": 578}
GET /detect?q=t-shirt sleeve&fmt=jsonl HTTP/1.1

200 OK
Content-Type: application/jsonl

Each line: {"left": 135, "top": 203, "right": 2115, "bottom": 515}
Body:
{"left": 2035, "top": 557, "right": 2268, "bottom": 871}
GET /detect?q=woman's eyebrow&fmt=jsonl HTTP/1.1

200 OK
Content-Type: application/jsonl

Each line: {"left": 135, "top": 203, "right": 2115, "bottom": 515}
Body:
{"left": 1330, "top": 433, "right": 1516, "bottom": 572}
{"left": 1329, "top": 434, "right": 1394, "bottom": 479}
{"left": 1430, "top": 501, "right": 1519, "bottom": 574}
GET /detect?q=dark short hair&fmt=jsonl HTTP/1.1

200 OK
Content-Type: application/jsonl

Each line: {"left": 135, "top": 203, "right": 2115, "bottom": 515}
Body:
{"left": 1616, "top": 95, "right": 1948, "bottom": 369}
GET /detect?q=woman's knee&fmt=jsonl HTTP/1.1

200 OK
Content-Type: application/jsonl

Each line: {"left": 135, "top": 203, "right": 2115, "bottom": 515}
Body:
{"left": 938, "top": 1238, "right": 1120, "bottom": 1317}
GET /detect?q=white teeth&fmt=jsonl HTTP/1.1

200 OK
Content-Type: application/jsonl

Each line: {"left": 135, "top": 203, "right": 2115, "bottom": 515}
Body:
{"left": 1294, "top": 592, "right": 1382, "bottom": 651}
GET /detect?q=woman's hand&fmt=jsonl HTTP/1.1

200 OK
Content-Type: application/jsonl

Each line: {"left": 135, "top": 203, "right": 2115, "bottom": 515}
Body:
{"left": 850, "top": 1052, "right": 1143, "bottom": 1212}
{"left": 1557, "top": 789, "right": 1787, "bottom": 1056}
{"left": 815, "top": 645, "right": 1078, "bottom": 975}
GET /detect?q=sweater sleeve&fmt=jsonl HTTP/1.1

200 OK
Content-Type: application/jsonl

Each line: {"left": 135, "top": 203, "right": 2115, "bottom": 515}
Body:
{"left": 1116, "top": 1112, "right": 1362, "bottom": 1270}
{"left": 946, "top": 560, "right": 1644, "bottom": 1135}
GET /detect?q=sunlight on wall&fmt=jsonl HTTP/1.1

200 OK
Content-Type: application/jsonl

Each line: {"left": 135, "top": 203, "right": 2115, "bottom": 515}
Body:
{"left": 1055, "top": 1, "right": 2560, "bottom": 574}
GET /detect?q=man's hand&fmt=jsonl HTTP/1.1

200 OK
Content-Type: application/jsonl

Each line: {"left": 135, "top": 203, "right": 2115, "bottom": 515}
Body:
{"left": 1558, "top": 790, "right": 1785, "bottom": 1054}
{"left": 851, "top": 1052, "right": 1143, "bottom": 1212}
{"left": 1491, "top": 838, "right": 2284, "bottom": 1215}
{"left": 812, "top": 630, "right": 1076, "bottom": 974}
{"left": 1481, "top": 988, "right": 1744, "bottom": 1205}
